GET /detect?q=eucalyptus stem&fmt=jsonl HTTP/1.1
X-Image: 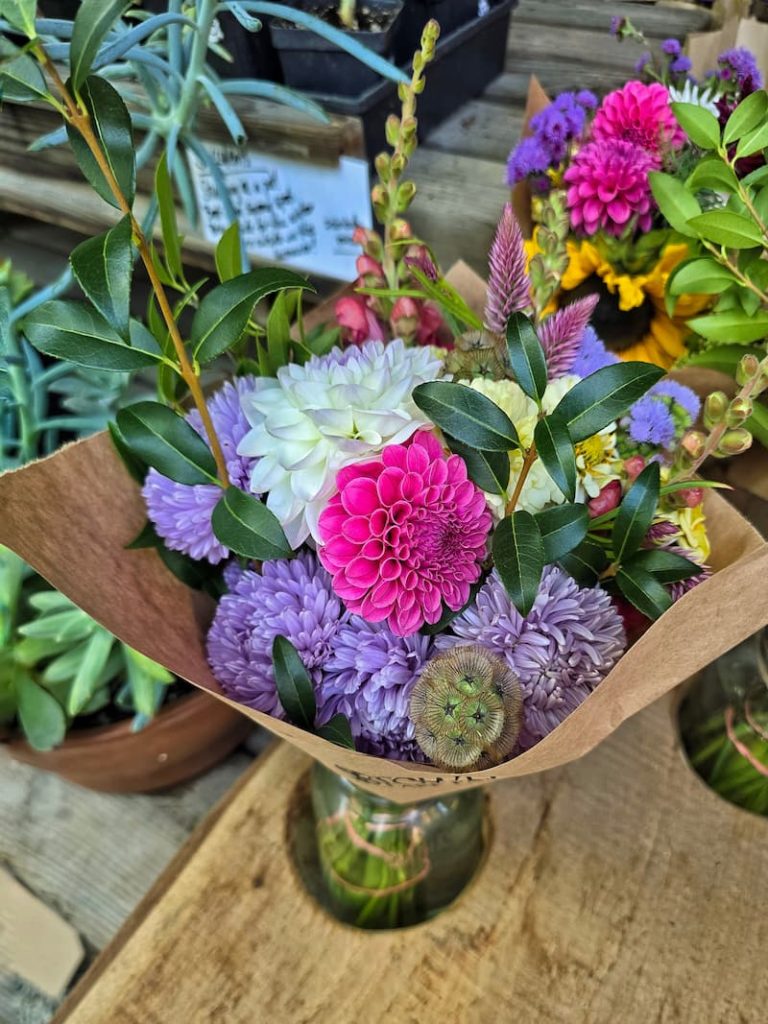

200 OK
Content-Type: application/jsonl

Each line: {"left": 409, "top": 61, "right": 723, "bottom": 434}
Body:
{"left": 32, "top": 41, "right": 229, "bottom": 486}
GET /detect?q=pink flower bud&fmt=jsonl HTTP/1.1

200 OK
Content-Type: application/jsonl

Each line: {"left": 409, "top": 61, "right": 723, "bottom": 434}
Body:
{"left": 335, "top": 295, "right": 386, "bottom": 346}
{"left": 356, "top": 254, "right": 384, "bottom": 281}
{"left": 623, "top": 456, "right": 645, "bottom": 481}
{"left": 588, "top": 480, "right": 622, "bottom": 518}
{"left": 416, "top": 301, "right": 445, "bottom": 347}
{"left": 676, "top": 486, "right": 704, "bottom": 508}
{"left": 390, "top": 296, "right": 420, "bottom": 340}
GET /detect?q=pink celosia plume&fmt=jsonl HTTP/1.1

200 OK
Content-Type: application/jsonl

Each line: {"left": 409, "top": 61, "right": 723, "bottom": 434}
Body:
{"left": 538, "top": 293, "right": 599, "bottom": 378}
{"left": 484, "top": 203, "right": 531, "bottom": 334}
{"left": 318, "top": 431, "right": 492, "bottom": 637}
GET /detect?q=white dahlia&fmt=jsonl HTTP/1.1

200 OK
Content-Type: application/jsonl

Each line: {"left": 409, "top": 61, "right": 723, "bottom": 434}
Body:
{"left": 237, "top": 340, "right": 443, "bottom": 547}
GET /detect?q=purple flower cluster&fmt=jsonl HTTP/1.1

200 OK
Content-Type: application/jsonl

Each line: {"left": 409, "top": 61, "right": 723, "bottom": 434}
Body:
{"left": 506, "top": 90, "right": 597, "bottom": 186}
{"left": 717, "top": 47, "right": 763, "bottom": 90}
{"left": 142, "top": 376, "right": 257, "bottom": 564}
{"left": 625, "top": 379, "right": 700, "bottom": 453}
{"left": 435, "top": 567, "right": 626, "bottom": 751}
{"left": 660, "top": 37, "right": 692, "bottom": 75}
{"left": 561, "top": 324, "right": 617, "bottom": 379}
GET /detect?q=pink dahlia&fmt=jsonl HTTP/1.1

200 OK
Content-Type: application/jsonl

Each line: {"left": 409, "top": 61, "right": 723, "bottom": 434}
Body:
{"left": 564, "top": 140, "right": 656, "bottom": 236}
{"left": 318, "top": 431, "right": 492, "bottom": 637}
{"left": 591, "top": 81, "right": 686, "bottom": 156}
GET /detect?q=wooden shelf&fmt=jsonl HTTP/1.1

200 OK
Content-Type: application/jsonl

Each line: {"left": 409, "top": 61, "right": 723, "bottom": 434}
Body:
{"left": 54, "top": 694, "right": 768, "bottom": 1024}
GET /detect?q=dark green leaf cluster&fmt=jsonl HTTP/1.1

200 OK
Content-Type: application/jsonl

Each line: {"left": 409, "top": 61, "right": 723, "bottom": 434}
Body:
{"left": 272, "top": 636, "right": 355, "bottom": 750}
{"left": 414, "top": 313, "right": 701, "bottom": 619}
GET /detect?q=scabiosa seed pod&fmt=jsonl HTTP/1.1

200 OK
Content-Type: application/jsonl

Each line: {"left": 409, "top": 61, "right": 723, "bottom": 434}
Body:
{"left": 409, "top": 646, "right": 522, "bottom": 772}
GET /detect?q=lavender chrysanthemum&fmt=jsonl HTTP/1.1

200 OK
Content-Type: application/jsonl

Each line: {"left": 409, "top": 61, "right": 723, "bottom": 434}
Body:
{"left": 319, "top": 618, "right": 434, "bottom": 760}
{"left": 539, "top": 294, "right": 600, "bottom": 378}
{"left": 142, "top": 376, "right": 257, "bottom": 564}
{"left": 570, "top": 326, "right": 619, "bottom": 377}
{"left": 484, "top": 203, "right": 531, "bottom": 333}
{"left": 435, "top": 566, "right": 626, "bottom": 750}
{"left": 206, "top": 552, "right": 347, "bottom": 718}
{"left": 627, "top": 394, "right": 677, "bottom": 449}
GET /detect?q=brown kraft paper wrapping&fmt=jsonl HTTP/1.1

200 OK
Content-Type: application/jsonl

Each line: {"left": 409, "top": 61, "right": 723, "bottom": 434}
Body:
{"left": 1, "top": 267, "right": 767, "bottom": 801}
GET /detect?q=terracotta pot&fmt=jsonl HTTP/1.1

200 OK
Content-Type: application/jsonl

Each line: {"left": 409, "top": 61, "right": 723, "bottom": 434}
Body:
{"left": 6, "top": 690, "right": 252, "bottom": 794}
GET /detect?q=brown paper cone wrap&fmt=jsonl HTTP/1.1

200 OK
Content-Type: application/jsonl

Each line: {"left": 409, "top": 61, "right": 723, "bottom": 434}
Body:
{"left": 510, "top": 75, "right": 552, "bottom": 237}
{"left": 2, "top": 265, "right": 767, "bottom": 802}
{"left": 687, "top": 16, "right": 768, "bottom": 81}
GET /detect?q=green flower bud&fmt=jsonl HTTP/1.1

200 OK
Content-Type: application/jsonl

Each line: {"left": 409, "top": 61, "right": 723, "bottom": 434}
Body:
{"left": 726, "top": 396, "right": 753, "bottom": 426}
{"left": 409, "top": 646, "right": 522, "bottom": 771}
{"left": 371, "top": 184, "right": 388, "bottom": 207}
{"left": 716, "top": 427, "right": 753, "bottom": 457}
{"left": 396, "top": 180, "right": 416, "bottom": 212}
{"left": 703, "top": 390, "right": 729, "bottom": 429}
{"left": 736, "top": 353, "right": 760, "bottom": 386}
{"left": 385, "top": 115, "right": 400, "bottom": 147}
{"left": 374, "top": 152, "right": 390, "bottom": 180}
{"left": 682, "top": 429, "right": 707, "bottom": 460}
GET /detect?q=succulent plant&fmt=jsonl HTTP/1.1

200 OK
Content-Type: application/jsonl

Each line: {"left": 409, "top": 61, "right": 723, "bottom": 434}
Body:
{"left": 409, "top": 645, "right": 522, "bottom": 771}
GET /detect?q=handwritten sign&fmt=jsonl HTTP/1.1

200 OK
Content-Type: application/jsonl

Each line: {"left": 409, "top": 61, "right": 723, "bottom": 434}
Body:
{"left": 189, "top": 146, "right": 373, "bottom": 281}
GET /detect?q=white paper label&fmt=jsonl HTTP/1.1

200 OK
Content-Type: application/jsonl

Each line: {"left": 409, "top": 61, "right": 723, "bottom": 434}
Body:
{"left": 189, "top": 147, "right": 373, "bottom": 281}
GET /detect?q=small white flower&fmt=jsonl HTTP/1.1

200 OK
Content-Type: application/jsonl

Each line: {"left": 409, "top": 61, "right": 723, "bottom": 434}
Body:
{"left": 667, "top": 79, "right": 720, "bottom": 118}
{"left": 238, "top": 340, "right": 443, "bottom": 547}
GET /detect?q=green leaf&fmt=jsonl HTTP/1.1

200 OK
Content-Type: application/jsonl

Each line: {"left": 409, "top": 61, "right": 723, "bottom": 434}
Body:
{"left": 688, "top": 210, "right": 765, "bottom": 249}
{"left": 69, "top": 215, "right": 133, "bottom": 339}
{"left": 648, "top": 172, "right": 701, "bottom": 237}
{"left": 612, "top": 463, "right": 660, "bottom": 562}
{"left": 685, "top": 158, "right": 739, "bottom": 195}
{"left": 19, "top": 609, "right": 93, "bottom": 643}
{"left": 687, "top": 309, "right": 768, "bottom": 344}
{"left": 22, "top": 300, "right": 161, "bottom": 370}
{"left": 16, "top": 672, "right": 67, "bottom": 751}
{"left": 445, "top": 436, "right": 509, "bottom": 496}
{"left": 535, "top": 503, "right": 589, "bottom": 563}
{"left": 0, "top": 0, "right": 36, "bottom": 34}
{"left": 616, "top": 564, "right": 672, "bottom": 621}
{"left": 683, "top": 344, "right": 762, "bottom": 374}
{"left": 741, "top": 164, "right": 768, "bottom": 189}
{"left": 735, "top": 119, "right": 768, "bottom": 160}
{"left": 191, "top": 268, "right": 312, "bottom": 364}
{"left": 272, "top": 635, "right": 316, "bottom": 731}
{"left": 108, "top": 421, "right": 146, "bottom": 483}
{"left": 155, "top": 153, "right": 183, "bottom": 283}
{"left": 266, "top": 289, "right": 294, "bottom": 375}
{"left": 211, "top": 487, "right": 292, "bottom": 560}
{"left": 746, "top": 401, "right": 768, "bottom": 449}
{"left": 558, "top": 538, "right": 609, "bottom": 585}
{"left": 0, "top": 50, "right": 49, "bottom": 103}
{"left": 215, "top": 222, "right": 243, "bottom": 283}
{"left": 724, "top": 90, "right": 768, "bottom": 144}
{"left": 492, "top": 511, "right": 544, "bottom": 617}
{"left": 624, "top": 548, "right": 703, "bottom": 585}
{"left": 413, "top": 381, "right": 521, "bottom": 452}
{"left": 670, "top": 102, "right": 721, "bottom": 150}
{"left": 70, "top": 0, "right": 131, "bottom": 92}
{"left": 124, "top": 646, "right": 172, "bottom": 718}
{"left": 533, "top": 412, "right": 577, "bottom": 501}
{"left": 66, "top": 76, "right": 135, "bottom": 209}
{"left": 554, "top": 362, "right": 664, "bottom": 443}
{"left": 116, "top": 402, "right": 218, "bottom": 485}
{"left": 506, "top": 312, "right": 547, "bottom": 403}
{"left": 67, "top": 628, "right": 114, "bottom": 715}
{"left": 317, "top": 713, "right": 356, "bottom": 749}
{"left": 668, "top": 257, "right": 738, "bottom": 296}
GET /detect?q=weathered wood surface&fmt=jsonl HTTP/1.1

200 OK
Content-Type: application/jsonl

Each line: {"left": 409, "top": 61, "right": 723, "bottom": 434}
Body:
{"left": 54, "top": 695, "right": 768, "bottom": 1024}
{"left": 0, "top": 0, "right": 711, "bottom": 275}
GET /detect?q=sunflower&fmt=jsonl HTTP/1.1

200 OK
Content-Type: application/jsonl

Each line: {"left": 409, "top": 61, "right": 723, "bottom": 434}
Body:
{"left": 526, "top": 235, "right": 711, "bottom": 370}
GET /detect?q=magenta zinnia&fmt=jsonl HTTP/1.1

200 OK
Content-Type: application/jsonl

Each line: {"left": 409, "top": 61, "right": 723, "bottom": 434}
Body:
{"left": 591, "top": 81, "right": 686, "bottom": 157}
{"left": 318, "top": 431, "right": 492, "bottom": 637}
{"left": 564, "top": 140, "right": 656, "bottom": 237}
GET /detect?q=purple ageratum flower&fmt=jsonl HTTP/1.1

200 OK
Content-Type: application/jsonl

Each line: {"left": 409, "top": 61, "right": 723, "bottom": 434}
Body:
{"left": 507, "top": 91, "right": 594, "bottom": 186}
{"left": 576, "top": 90, "right": 598, "bottom": 110}
{"left": 206, "top": 552, "right": 348, "bottom": 719}
{"left": 570, "top": 326, "right": 619, "bottom": 378}
{"left": 718, "top": 48, "right": 763, "bottom": 89}
{"left": 506, "top": 135, "right": 551, "bottom": 185}
{"left": 318, "top": 618, "right": 434, "bottom": 761}
{"left": 435, "top": 567, "right": 626, "bottom": 751}
{"left": 627, "top": 394, "right": 677, "bottom": 449}
{"left": 662, "top": 38, "right": 682, "bottom": 57}
{"left": 142, "top": 376, "right": 258, "bottom": 564}
{"left": 635, "top": 51, "right": 652, "bottom": 74}
{"left": 670, "top": 56, "right": 692, "bottom": 74}
{"left": 650, "top": 379, "right": 701, "bottom": 421}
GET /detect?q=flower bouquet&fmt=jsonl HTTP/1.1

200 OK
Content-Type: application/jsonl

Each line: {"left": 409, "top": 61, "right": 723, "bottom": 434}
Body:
{"left": 1, "top": 11, "right": 767, "bottom": 929}
{"left": 507, "top": 22, "right": 764, "bottom": 370}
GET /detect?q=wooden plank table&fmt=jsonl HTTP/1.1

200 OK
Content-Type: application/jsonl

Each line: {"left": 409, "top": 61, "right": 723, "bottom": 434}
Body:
{"left": 53, "top": 694, "right": 768, "bottom": 1024}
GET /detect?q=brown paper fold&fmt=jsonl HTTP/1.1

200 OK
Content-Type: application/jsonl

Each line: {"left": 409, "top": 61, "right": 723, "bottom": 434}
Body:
{"left": 2, "top": 264, "right": 767, "bottom": 801}
{"left": 510, "top": 75, "right": 551, "bottom": 237}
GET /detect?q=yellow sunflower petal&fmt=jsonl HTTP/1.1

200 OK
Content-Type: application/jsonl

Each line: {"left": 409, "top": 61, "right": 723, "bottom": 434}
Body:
{"left": 561, "top": 239, "right": 602, "bottom": 291}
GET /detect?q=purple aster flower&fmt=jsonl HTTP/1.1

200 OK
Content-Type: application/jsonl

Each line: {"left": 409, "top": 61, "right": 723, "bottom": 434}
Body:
{"left": 318, "top": 618, "right": 434, "bottom": 760}
{"left": 718, "top": 47, "right": 762, "bottom": 90}
{"left": 435, "top": 567, "right": 626, "bottom": 751}
{"left": 670, "top": 56, "right": 692, "bottom": 74}
{"left": 506, "top": 135, "right": 551, "bottom": 185}
{"left": 627, "top": 394, "right": 677, "bottom": 449}
{"left": 142, "top": 376, "right": 257, "bottom": 564}
{"left": 576, "top": 89, "right": 598, "bottom": 110}
{"left": 650, "top": 379, "right": 701, "bottom": 421}
{"left": 635, "top": 51, "right": 652, "bottom": 74}
{"left": 206, "top": 552, "right": 347, "bottom": 718}
{"left": 662, "top": 38, "right": 682, "bottom": 57}
{"left": 570, "top": 326, "right": 619, "bottom": 378}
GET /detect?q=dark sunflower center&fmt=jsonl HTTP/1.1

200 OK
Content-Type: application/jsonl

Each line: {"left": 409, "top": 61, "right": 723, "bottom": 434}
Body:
{"left": 564, "top": 275, "right": 654, "bottom": 352}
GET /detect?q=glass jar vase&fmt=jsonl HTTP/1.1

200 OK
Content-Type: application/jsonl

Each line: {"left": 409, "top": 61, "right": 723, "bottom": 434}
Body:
{"left": 307, "top": 763, "right": 486, "bottom": 929}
